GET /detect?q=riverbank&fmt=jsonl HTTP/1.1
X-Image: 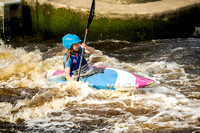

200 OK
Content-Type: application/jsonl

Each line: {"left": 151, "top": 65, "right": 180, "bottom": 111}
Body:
{"left": 21, "top": 0, "right": 200, "bottom": 41}
{"left": 42, "top": 0, "right": 200, "bottom": 19}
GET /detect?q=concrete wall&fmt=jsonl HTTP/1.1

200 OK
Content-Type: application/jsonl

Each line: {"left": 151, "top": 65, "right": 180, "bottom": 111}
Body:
{"left": 18, "top": 0, "right": 200, "bottom": 41}
{"left": 0, "top": 0, "right": 22, "bottom": 36}
{"left": 97, "top": 0, "right": 159, "bottom": 4}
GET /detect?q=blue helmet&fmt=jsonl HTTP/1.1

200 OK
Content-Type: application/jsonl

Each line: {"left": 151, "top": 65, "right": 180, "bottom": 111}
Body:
{"left": 62, "top": 34, "right": 81, "bottom": 49}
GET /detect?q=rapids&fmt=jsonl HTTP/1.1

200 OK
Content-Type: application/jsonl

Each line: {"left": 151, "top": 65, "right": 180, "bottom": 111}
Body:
{"left": 0, "top": 37, "right": 200, "bottom": 132}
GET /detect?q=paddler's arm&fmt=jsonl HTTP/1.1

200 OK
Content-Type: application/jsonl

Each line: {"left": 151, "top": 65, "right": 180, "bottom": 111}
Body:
{"left": 65, "top": 67, "right": 74, "bottom": 81}
{"left": 81, "top": 43, "right": 95, "bottom": 54}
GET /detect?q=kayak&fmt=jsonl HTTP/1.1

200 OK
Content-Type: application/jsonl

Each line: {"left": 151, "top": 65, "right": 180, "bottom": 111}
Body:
{"left": 47, "top": 66, "right": 154, "bottom": 90}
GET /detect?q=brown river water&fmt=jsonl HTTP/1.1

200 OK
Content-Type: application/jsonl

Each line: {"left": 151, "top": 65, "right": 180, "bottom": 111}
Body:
{"left": 0, "top": 36, "right": 200, "bottom": 132}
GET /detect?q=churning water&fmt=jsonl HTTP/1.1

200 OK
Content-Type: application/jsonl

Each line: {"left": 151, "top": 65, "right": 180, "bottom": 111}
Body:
{"left": 0, "top": 37, "right": 200, "bottom": 132}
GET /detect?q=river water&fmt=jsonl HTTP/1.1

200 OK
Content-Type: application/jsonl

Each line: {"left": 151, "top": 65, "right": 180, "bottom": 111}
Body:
{"left": 0, "top": 36, "right": 200, "bottom": 132}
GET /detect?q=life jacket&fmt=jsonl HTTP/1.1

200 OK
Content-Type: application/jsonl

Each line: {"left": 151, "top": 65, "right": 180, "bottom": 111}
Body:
{"left": 63, "top": 51, "right": 89, "bottom": 76}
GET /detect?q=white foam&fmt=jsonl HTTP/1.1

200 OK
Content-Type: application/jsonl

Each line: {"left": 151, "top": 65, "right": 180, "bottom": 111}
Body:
{"left": 1, "top": 39, "right": 200, "bottom": 132}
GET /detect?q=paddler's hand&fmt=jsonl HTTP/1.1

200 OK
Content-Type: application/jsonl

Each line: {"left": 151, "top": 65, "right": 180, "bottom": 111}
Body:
{"left": 81, "top": 43, "right": 95, "bottom": 54}
{"left": 65, "top": 67, "right": 74, "bottom": 81}
{"left": 81, "top": 43, "right": 87, "bottom": 50}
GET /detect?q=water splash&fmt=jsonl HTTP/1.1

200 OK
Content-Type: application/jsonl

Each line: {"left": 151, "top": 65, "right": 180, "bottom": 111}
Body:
{"left": 0, "top": 38, "right": 200, "bottom": 132}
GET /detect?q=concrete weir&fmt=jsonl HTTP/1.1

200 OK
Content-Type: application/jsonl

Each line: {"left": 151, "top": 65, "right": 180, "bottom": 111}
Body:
{"left": 0, "top": 0, "right": 22, "bottom": 36}
{"left": 8, "top": 0, "right": 200, "bottom": 41}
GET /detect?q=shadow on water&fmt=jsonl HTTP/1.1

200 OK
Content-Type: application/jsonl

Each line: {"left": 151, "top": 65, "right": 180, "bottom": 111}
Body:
{"left": 0, "top": 121, "right": 27, "bottom": 133}
{"left": 89, "top": 38, "right": 200, "bottom": 75}
{"left": 0, "top": 88, "right": 39, "bottom": 133}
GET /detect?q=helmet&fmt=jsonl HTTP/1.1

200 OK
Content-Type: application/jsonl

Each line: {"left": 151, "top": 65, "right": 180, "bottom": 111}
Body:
{"left": 62, "top": 34, "right": 81, "bottom": 49}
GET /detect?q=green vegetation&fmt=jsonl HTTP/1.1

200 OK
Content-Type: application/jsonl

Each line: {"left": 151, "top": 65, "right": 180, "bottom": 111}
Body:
{"left": 21, "top": 0, "right": 200, "bottom": 42}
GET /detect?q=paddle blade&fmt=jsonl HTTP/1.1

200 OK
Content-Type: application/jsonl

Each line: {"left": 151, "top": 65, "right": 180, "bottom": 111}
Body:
{"left": 87, "top": 0, "right": 95, "bottom": 29}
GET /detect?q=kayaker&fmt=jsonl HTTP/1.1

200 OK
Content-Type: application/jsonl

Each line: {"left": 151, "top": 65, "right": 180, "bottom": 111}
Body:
{"left": 62, "top": 34, "right": 95, "bottom": 81}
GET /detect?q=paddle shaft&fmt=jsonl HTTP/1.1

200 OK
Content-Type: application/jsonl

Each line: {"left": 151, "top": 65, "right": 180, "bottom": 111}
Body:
{"left": 77, "top": 0, "right": 95, "bottom": 81}
{"left": 77, "top": 30, "right": 87, "bottom": 81}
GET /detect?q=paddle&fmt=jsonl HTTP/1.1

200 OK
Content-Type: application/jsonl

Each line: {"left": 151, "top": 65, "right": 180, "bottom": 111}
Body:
{"left": 77, "top": 0, "right": 95, "bottom": 81}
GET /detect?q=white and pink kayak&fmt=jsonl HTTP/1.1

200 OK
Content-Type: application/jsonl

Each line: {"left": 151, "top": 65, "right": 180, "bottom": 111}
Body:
{"left": 48, "top": 66, "right": 154, "bottom": 90}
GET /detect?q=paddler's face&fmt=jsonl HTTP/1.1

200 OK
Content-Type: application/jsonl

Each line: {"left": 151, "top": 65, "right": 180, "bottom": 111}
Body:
{"left": 71, "top": 43, "right": 80, "bottom": 51}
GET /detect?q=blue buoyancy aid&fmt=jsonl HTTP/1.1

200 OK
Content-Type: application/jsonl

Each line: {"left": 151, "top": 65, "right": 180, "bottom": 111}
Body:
{"left": 63, "top": 51, "right": 89, "bottom": 76}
